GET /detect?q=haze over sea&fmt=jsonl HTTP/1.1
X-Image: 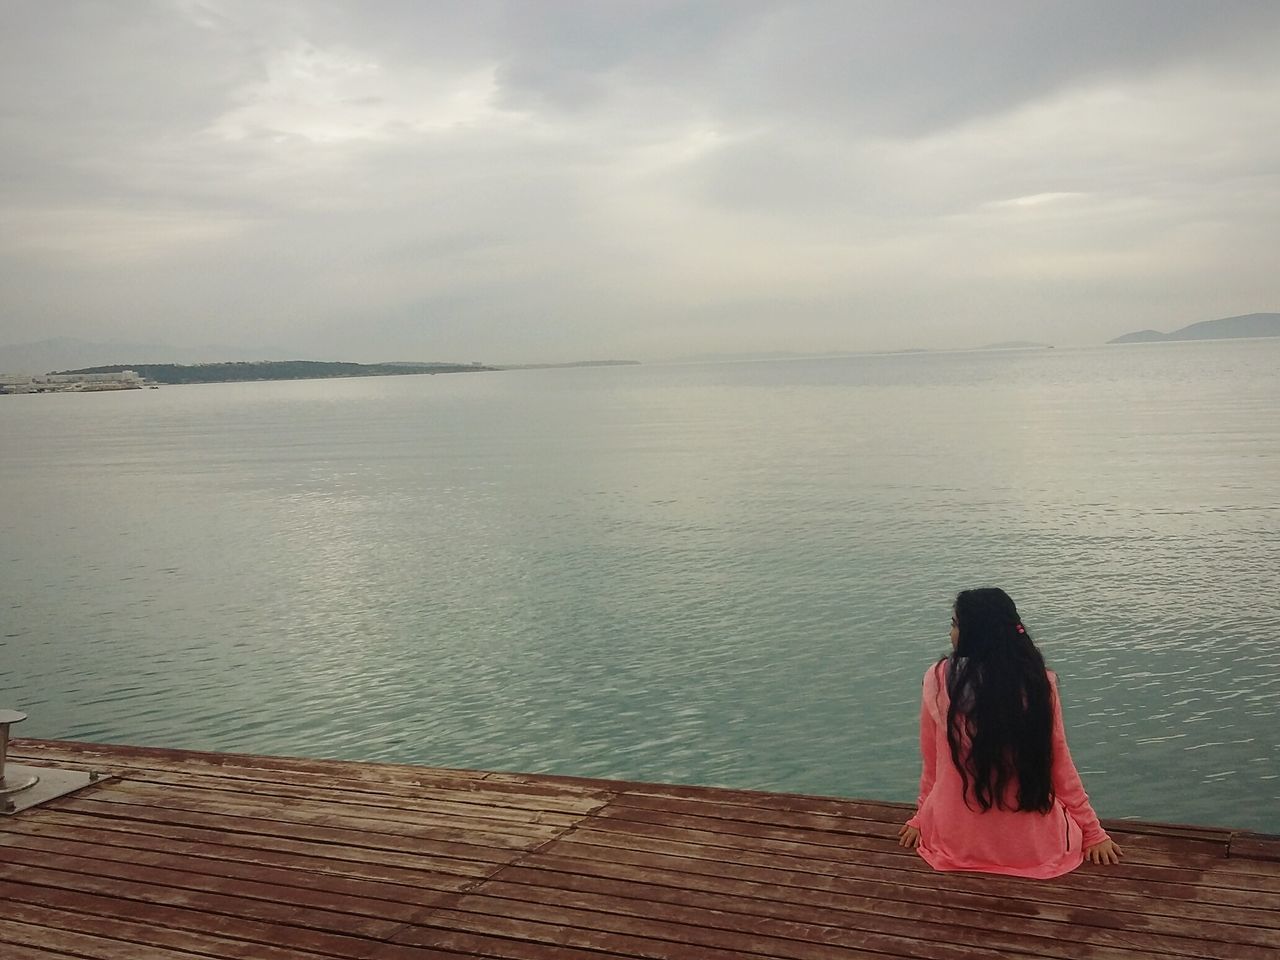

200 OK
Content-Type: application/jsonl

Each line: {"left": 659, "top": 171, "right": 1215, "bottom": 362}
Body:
{"left": 2, "top": 339, "right": 1277, "bottom": 832}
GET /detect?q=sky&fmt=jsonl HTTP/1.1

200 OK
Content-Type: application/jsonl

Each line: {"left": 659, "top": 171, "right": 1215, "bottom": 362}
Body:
{"left": 2, "top": 0, "right": 1279, "bottom": 363}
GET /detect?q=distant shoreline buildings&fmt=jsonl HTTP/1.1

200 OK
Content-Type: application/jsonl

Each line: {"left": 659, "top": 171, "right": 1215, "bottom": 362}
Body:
{"left": 0, "top": 370, "right": 144, "bottom": 394}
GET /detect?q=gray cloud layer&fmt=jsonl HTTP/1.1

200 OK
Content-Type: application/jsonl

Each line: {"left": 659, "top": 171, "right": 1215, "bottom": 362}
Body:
{"left": 3, "top": 0, "right": 1278, "bottom": 361}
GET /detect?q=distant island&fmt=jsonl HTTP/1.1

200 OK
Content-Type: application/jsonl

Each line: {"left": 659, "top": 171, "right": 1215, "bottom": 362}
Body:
{"left": 55, "top": 360, "right": 494, "bottom": 385}
{"left": 1109, "top": 312, "right": 1280, "bottom": 344}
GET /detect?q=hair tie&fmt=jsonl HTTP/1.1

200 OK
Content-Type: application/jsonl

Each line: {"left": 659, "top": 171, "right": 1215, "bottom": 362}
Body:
{"left": 1015, "top": 624, "right": 1026, "bottom": 634}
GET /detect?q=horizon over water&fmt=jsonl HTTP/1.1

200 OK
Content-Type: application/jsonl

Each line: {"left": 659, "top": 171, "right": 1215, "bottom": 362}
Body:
{"left": 2, "top": 339, "right": 1277, "bottom": 832}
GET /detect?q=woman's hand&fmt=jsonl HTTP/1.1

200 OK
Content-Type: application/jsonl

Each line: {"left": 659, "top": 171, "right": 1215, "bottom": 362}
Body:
{"left": 1085, "top": 839, "right": 1123, "bottom": 864}
{"left": 898, "top": 824, "right": 921, "bottom": 849}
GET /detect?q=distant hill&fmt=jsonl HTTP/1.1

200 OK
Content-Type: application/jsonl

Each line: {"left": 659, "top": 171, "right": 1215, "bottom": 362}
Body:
{"left": 1109, "top": 313, "right": 1280, "bottom": 344}
{"left": 0, "top": 337, "right": 294, "bottom": 375}
{"left": 57, "top": 361, "right": 493, "bottom": 384}
{"left": 977, "top": 341, "right": 1053, "bottom": 350}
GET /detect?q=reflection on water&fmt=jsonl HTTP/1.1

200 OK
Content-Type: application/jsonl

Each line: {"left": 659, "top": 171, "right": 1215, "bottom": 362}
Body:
{"left": 2, "top": 340, "right": 1277, "bottom": 831}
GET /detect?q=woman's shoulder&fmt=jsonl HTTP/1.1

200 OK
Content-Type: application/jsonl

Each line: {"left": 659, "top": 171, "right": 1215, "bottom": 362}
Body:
{"left": 1046, "top": 668, "right": 1063, "bottom": 704}
{"left": 920, "top": 658, "right": 949, "bottom": 720}
{"left": 922, "top": 658, "right": 948, "bottom": 690}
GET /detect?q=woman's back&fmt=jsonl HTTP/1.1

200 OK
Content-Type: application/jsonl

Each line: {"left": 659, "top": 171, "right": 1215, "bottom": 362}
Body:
{"left": 900, "top": 588, "right": 1117, "bottom": 878}
{"left": 912, "top": 659, "right": 1095, "bottom": 877}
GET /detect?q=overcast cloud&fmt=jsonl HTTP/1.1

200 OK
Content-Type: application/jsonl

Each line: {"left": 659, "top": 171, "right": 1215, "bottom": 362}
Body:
{"left": 2, "top": 0, "right": 1278, "bottom": 362}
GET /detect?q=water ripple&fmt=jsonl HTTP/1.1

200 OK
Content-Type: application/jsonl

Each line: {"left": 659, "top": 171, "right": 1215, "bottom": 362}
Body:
{"left": 2, "top": 342, "right": 1277, "bottom": 830}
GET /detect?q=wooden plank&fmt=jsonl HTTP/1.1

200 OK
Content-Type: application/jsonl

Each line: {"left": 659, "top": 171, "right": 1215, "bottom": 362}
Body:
{"left": 496, "top": 770, "right": 1232, "bottom": 844}
{"left": 509, "top": 851, "right": 1280, "bottom": 950}
{"left": 62, "top": 785, "right": 559, "bottom": 850}
{"left": 0, "top": 831, "right": 463, "bottom": 908}
{"left": 1, "top": 816, "right": 479, "bottom": 891}
{"left": 581, "top": 805, "right": 1280, "bottom": 890}
{"left": 538, "top": 836, "right": 1280, "bottom": 925}
{"left": 469, "top": 876, "right": 1096, "bottom": 960}
{"left": 116, "top": 766, "right": 599, "bottom": 822}
{"left": 488, "top": 860, "right": 1278, "bottom": 959}
{"left": 79, "top": 776, "right": 582, "bottom": 841}
{"left": 1230, "top": 832, "right": 1280, "bottom": 863}
{"left": 0, "top": 946, "right": 80, "bottom": 960}
{"left": 609, "top": 790, "right": 1236, "bottom": 856}
{"left": 1099, "top": 819, "right": 1237, "bottom": 844}
{"left": 49, "top": 795, "right": 517, "bottom": 869}
{"left": 10, "top": 742, "right": 609, "bottom": 819}
{"left": 392, "top": 907, "right": 898, "bottom": 960}
{"left": 0, "top": 843, "right": 439, "bottom": 928}
{"left": 0, "top": 918, "right": 219, "bottom": 960}
{"left": 12, "top": 747, "right": 612, "bottom": 817}
{"left": 80, "top": 778, "right": 568, "bottom": 840}
{"left": 11, "top": 739, "right": 493, "bottom": 785}
{"left": 589, "top": 801, "right": 1242, "bottom": 872}
{"left": 488, "top": 773, "right": 1241, "bottom": 856}
{"left": 0, "top": 878, "right": 402, "bottom": 960}
{"left": 0, "top": 900, "right": 339, "bottom": 960}
{"left": 115, "top": 763, "right": 610, "bottom": 817}
{"left": 552, "top": 829, "right": 1280, "bottom": 914}
{"left": 611, "top": 790, "right": 915, "bottom": 837}
{"left": 486, "top": 769, "right": 913, "bottom": 812}
{"left": 561, "top": 819, "right": 1280, "bottom": 906}
{"left": 0, "top": 855, "right": 406, "bottom": 939}
{"left": 399, "top": 897, "right": 1047, "bottom": 960}
{"left": 369, "top": 930, "right": 633, "bottom": 960}
{"left": 608, "top": 782, "right": 913, "bottom": 823}
{"left": 10, "top": 807, "right": 495, "bottom": 877}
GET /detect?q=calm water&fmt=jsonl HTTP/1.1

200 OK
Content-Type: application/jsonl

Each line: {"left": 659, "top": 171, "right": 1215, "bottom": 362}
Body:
{"left": 2, "top": 340, "right": 1277, "bottom": 832}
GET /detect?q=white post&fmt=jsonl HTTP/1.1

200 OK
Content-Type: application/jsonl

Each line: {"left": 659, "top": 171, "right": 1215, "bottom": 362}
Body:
{"left": 0, "top": 710, "right": 29, "bottom": 788}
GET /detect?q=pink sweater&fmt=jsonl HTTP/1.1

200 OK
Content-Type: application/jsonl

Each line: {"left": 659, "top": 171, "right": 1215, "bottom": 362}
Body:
{"left": 906, "top": 660, "right": 1109, "bottom": 878}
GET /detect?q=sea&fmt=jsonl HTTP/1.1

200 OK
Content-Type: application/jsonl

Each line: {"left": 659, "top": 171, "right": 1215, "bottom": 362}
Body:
{"left": 2, "top": 339, "right": 1277, "bottom": 832}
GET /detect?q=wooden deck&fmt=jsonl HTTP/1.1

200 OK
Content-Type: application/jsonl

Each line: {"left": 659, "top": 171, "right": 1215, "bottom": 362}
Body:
{"left": 2, "top": 740, "right": 1277, "bottom": 960}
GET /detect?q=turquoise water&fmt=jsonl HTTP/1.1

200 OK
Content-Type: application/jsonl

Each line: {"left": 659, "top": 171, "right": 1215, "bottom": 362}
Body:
{"left": 2, "top": 340, "right": 1277, "bottom": 832}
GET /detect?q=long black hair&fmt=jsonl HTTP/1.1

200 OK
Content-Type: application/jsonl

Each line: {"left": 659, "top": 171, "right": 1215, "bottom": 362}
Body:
{"left": 946, "top": 587, "right": 1054, "bottom": 813}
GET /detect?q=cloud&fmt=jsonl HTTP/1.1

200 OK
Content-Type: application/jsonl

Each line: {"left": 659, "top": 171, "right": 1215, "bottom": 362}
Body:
{"left": 990, "top": 193, "right": 1088, "bottom": 208}
{"left": 2, "top": 1, "right": 1279, "bottom": 360}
